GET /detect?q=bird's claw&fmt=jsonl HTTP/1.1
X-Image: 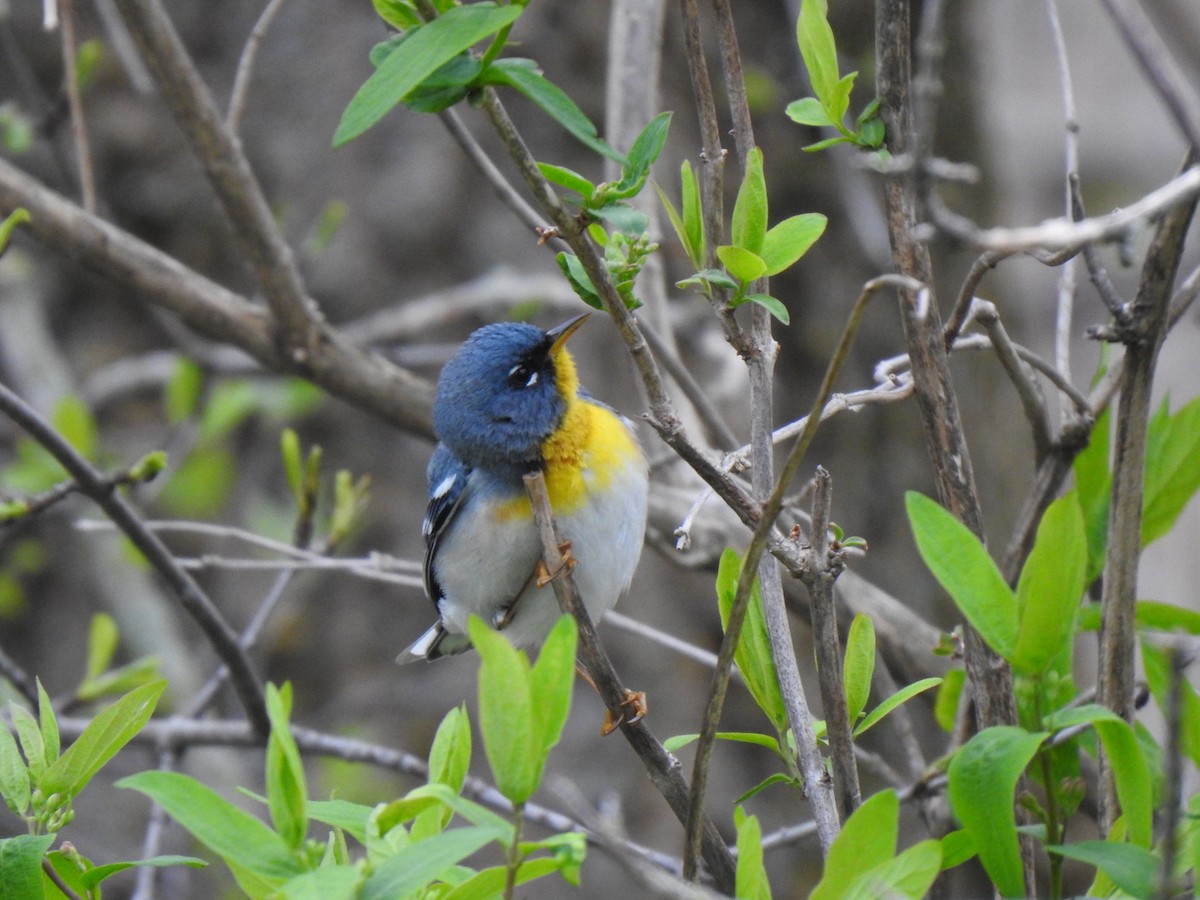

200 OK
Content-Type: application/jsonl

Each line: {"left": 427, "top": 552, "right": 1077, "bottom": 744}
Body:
{"left": 600, "top": 689, "right": 648, "bottom": 736}
{"left": 536, "top": 540, "right": 577, "bottom": 588}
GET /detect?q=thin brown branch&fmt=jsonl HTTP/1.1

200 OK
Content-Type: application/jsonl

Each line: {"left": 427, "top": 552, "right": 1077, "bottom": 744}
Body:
{"left": 226, "top": 0, "right": 291, "bottom": 134}
{"left": 804, "top": 468, "right": 860, "bottom": 819}
{"left": 58, "top": 0, "right": 95, "bottom": 213}
{"left": 112, "top": 0, "right": 320, "bottom": 352}
{"left": 522, "top": 471, "right": 737, "bottom": 892}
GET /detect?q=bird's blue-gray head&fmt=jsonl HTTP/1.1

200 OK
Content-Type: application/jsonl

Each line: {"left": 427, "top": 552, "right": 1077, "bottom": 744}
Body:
{"left": 433, "top": 315, "right": 587, "bottom": 475}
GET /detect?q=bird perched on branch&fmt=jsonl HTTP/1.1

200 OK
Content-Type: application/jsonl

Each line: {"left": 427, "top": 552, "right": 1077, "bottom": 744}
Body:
{"left": 397, "top": 313, "right": 648, "bottom": 665}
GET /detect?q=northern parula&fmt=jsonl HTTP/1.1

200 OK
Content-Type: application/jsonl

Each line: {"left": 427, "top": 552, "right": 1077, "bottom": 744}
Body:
{"left": 397, "top": 313, "right": 649, "bottom": 663}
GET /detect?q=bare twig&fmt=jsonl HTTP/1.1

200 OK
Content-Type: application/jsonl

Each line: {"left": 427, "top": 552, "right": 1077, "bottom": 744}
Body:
{"left": 522, "top": 471, "right": 737, "bottom": 891}
{"left": 0, "top": 380, "right": 270, "bottom": 737}
{"left": 803, "top": 468, "right": 859, "bottom": 819}
{"left": 58, "top": 0, "right": 95, "bottom": 213}
{"left": 227, "top": 0, "right": 291, "bottom": 134}
{"left": 971, "top": 300, "right": 1052, "bottom": 459}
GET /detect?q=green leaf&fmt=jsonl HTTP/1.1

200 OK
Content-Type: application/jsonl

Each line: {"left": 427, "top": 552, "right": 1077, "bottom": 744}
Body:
{"left": 0, "top": 834, "right": 56, "bottom": 899}
{"left": 469, "top": 616, "right": 536, "bottom": 804}
{"left": 1073, "top": 407, "right": 1111, "bottom": 582}
{"left": 730, "top": 147, "right": 767, "bottom": 255}
{"left": 0, "top": 717, "right": 30, "bottom": 817}
{"left": 681, "top": 160, "right": 704, "bottom": 267}
{"left": 1045, "top": 841, "right": 1156, "bottom": 899}
{"left": 334, "top": 3, "right": 523, "bottom": 147}
{"left": 372, "top": 0, "right": 421, "bottom": 30}
{"left": 934, "top": 669, "right": 965, "bottom": 732}
{"left": 715, "top": 549, "right": 788, "bottom": 733}
{"left": 906, "top": 492, "right": 1018, "bottom": 659}
{"left": 734, "top": 807, "right": 772, "bottom": 900}
{"left": 35, "top": 679, "right": 59, "bottom": 766}
{"left": 843, "top": 613, "right": 874, "bottom": 724}
{"left": 9, "top": 704, "right": 44, "bottom": 780}
{"left": 0, "top": 207, "right": 31, "bottom": 254}
{"left": 159, "top": 446, "right": 237, "bottom": 518}
{"left": 528, "top": 615, "right": 577, "bottom": 776}
{"left": 676, "top": 268, "right": 738, "bottom": 293}
{"left": 537, "top": 162, "right": 595, "bottom": 198}
{"left": 306, "top": 799, "right": 374, "bottom": 845}
{"left": 825, "top": 71, "right": 858, "bottom": 125}
{"left": 849, "top": 840, "right": 942, "bottom": 900}
{"left": 79, "top": 855, "right": 208, "bottom": 891}
{"left": 277, "top": 865, "right": 362, "bottom": 900}
{"left": 40, "top": 680, "right": 165, "bottom": 799}
{"left": 785, "top": 96, "right": 833, "bottom": 127}
{"left": 947, "top": 727, "right": 1047, "bottom": 898}
{"left": 796, "top": 0, "right": 839, "bottom": 103}
{"left": 854, "top": 677, "right": 942, "bottom": 737}
{"left": 428, "top": 704, "right": 472, "bottom": 793}
{"left": 760, "top": 213, "right": 826, "bottom": 276}
{"left": 663, "top": 730, "right": 783, "bottom": 755}
{"left": 75, "top": 656, "right": 161, "bottom": 704}
{"left": 84, "top": 613, "right": 119, "bottom": 681}
{"left": 734, "top": 772, "right": 798, "bottom": 804}
{"left": 592, "top": 203, "right": 649, "bottom": 235}
{"left": 810, "top": 790, "right": 899, "bottom": 900}
{"left": 716, "top": 246, "right": 767, "bottom": 284}
{"left": 1046, "top": 705, "right": 1152, "bottom": 846}
{"left": 1143, "top": 394, "right": 1200, "bottom": 546}
{"left": 360, "top": 826, "right": 498, "bottom": 900}
{"left": 802, "top": 134, "right": 853, "bottom": 153}
{"left": 442, "top": 857, "right": 563, "bottom": 900}
{"left": 265, "top": 683, "right": 308, "bottom": 852}
{"left": 165, "top": 357, "right": 204, "bottom": 424}
{"left": 555, "top": 252, "right": 601, "bottom": 309}
{"left": 52, "top": 395, "right": 98, "bottom": 461}
{"left": 938, "top": 828, "right": 977, "bottom": 870}
{"left": 117, "top": 770, "right": 303, "bottom": 880}
{"left": 607, "top": 111, "right": 672, "bottom": 200}
{"left": 741, "top": 293, "right": 791, "bottom": 325}
{"left": 1011, "top": 494, "right": 1086, "bottom": 674}
{"left": 482, "top": 58, "right": 623, "bottom": 162}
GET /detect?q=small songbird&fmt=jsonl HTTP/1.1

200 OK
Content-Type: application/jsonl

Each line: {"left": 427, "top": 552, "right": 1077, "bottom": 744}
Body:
{"left": 397, "top": 313, "right": 649, "bottom": 663}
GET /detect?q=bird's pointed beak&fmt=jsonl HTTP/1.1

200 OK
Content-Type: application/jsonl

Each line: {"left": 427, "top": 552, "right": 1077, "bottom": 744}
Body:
{"left": 546, "top": 312, "right": 590, "bottom": 358}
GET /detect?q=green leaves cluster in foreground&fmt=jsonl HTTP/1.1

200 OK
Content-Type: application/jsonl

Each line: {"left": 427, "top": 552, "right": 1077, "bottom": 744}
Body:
{"left": 901, "top": 394, "right": 1200, "bottom": 898}
{"left": 115, "top": 617, "right": 585, "bottom": 899}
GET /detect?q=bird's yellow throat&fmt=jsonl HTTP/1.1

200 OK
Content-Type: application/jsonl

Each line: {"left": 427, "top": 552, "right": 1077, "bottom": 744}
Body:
{"left": 494, "top": 349, "right": 638, "bottom": 520}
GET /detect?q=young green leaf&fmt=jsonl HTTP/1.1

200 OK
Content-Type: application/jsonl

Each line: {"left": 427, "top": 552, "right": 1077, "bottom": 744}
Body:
{"left": 906, "top": 492, "right": 1018, "bottom": 660}
{"left": 716, "top": 246, "right": 767, "bottom": 284}
{"left": 277, "top": 865, "right": 363, "bottom": 900}
{"left": 1142, "top": 640, "right": 1200, "bottom": 769}
{"left": 482, "top": 59, "right": 624, "bottom": 162}
{"left": 854, "top": 677, "right": 942, "bottom": 738}
{"left": 10, "top": 704, "right": 46, "bottom": 781}
{"left": 933, "top": 669, "right": 965, "bottom": 732}
{"left": 84, "top": 613, "right": 120, "bottom": 682}
{"left": 810, "top": 789, "right": 899, "bottom": 900}
{"left": 825, "top": 71, "right": 858, "bottom": 126}
{"left": 662, "top": 731, "right": 783, "bottom": 755}
{"left": 118, "top": 769, "right": 303, "bottom": 880}
{"left": 946, "top": 726, "right": 1048, "bottom": 898}
{"left": 1011, "top": 494, "right": 1086, "bottom": 675}
{"left": 785, "top": 96, "right": 833, "bottom": 127}
{"left": 1073, "top": 407, "right": 1111, "bottom": 582}
{"left": 852, "top": 840, "right": 942, "bottom": 900}
{"left": 842, "top": 613, "right": 874, "bottom": 724}
{"left": 79, "top": 855, "right": 208, "bottom": 891}
{"left": 372, "top": 0, "right": 422, "bottom": 30}
{"left": 528, "top": 615, "right": 577, "bottom": 775}
{"left": 360, "top": 826, "right": 499, "bottom": 900}
{"left": 469, "top": 616, "right": 537, "bottom": 805}
{"left": 265, "top": 683, "right": 309, "bottom": 852}
{"left": 35, "top": 679, "right": 59, "bottom": 766}
{"left": 1142, "top": 394, "right": 1200, "bottom": 546}
{"left": 536, "top": 162, "right": 595, "bottom": 199}
{"left": 796, "top": 0, "right": 839, "bottom": 104}
{"left": 165, "top": 357, "right": 204, "bottom": 424}
{"left": 0, "top": 834, "right": 56, "bottom": 899}
{"left": 428, "top": 704, "right": 472, "bottom": 794}
{"left": 607, "top": 111, "right": 672, "bottom": 200}
{"left": 52, "top": 395, "right": 98, "bottom": 461}
{"left": 1045, "top": 705, "right": 1151, "bottom": 847}
{"left": 680, "top": 160, "right": 704, "bottom": 267}
{"left": 0, "top": 207, "right": 31, "bottom": 255}
{"left": 555, "top": 252, "right": 601, "bottom": 309}
{"left": 40, "top": 679, "right": 166, "bottom": 799}
{"left": 741, "top": 294, "right": 791, "bottom": 325}
{"left": 760, "top": 213, "right": 827, "bottom": 276}
{"left": 1044, "top": 841, "right": 1156, "bottom": 899}
{"left": 730, "top": 147, "right": 767, "bottom": 255}
{"left": 334, "top": 3, "right": 523, "bottom": 147}
{"left": 734, "top": 807, "right": 772, "bottom": 900}
{"left": 441, "top": 857, "right": 563, "bottom": 900}
{"left": 0, "top": 717, "right": 31, "bottom": 817}
{"left": 715, "top": 549, "right": 788, "bottom": 733}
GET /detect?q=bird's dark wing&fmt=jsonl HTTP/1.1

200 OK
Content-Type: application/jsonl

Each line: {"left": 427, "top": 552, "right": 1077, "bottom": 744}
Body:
{"left": 421, "top": 443, "right": 471, "bottom": 610}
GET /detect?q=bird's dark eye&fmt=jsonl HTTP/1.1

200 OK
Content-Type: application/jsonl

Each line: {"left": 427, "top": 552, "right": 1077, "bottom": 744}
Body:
{"left": 507, "top": 362, "right": 540, "bottom": 389}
